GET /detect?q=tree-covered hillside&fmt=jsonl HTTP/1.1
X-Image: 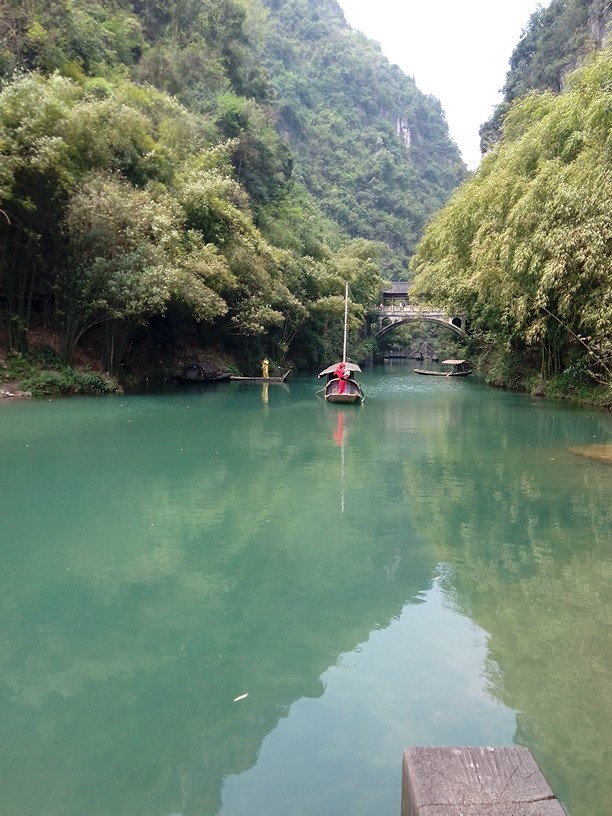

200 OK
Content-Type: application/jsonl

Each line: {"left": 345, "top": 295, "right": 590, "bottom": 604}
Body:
{"left": 0, "top": 0, "right": 464, "bottom": 386}
{"left": 408, "top": 0, "right": 611, "bottom": 404}
{"left": 480, "top": 0, "right": 612, "bottom": 152}
{"left": 253, "top": 0, "right": 465, "bottom": 273}
{"left": 411, "top": 47, "right": 612, "bottom": 402}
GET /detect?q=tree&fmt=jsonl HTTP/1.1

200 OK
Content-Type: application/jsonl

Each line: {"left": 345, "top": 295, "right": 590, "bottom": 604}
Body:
{"left": 0, "top": 72, "right": 84, "bottom": 350}
{"left": 59, "top": 173, "right": 180, "bottom": 372}
{"left": 479, "top": 0, "right": 608, "bottom": 156}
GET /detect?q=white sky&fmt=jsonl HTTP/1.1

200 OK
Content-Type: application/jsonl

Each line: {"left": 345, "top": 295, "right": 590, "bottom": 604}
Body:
{"left": 337, "top": 0, "right": 551, "bottom": 169}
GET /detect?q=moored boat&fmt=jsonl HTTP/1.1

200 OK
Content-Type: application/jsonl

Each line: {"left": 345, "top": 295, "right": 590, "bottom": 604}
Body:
{"left": 171, "top": 363, "right": 231, "bottom": 383}
{"left": 229, "top": 370, "right": 291, "bottom": 383}
{"left": 414, "top": 359, "right": 472, "bottom": 377}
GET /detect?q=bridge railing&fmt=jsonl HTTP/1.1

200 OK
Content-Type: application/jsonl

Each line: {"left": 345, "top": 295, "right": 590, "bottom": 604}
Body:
{"left": 370, "top": 304, "right": 466, "bottom": 335}
{"left": 373, "top": 304, "right": 446, "bottom": 317}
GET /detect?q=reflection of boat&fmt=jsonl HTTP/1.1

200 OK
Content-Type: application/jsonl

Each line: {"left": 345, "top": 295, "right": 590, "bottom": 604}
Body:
{"left": 318, "top": 283, "right": 364, "bottom": 404}
{"left": 332, "top": 411, "right": 346, "bottom": 447}
{"left": 229, "top": 370, "right": 291, "bottom": 383}
{"left": 171, "top": 363, "right": 231, "bottom": 383}
{"left": 414, "top": 359, "right": 472, "bottom": 377}
{"left": 333, "top": 410, "right": 347, "bottom": 514}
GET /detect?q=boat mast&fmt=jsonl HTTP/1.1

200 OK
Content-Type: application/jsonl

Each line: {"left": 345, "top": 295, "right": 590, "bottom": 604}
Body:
{"left": 342, "top": 281, "right": 349, "bottom": 364}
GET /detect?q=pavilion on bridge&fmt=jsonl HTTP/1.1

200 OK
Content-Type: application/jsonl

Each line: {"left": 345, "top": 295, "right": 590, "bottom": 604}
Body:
{"left": 380, "top": 281, "right": 410, "bottom": 309}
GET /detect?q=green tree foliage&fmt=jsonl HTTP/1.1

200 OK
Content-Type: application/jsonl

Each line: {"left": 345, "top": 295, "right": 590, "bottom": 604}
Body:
{"left": 60, "top": 172, "right": 180, "bottom": 372}
{"left": 480, "top": 0, "right": 611, "bottom": 152}
{"left": 411, "top": 49, "right": 612, "bottom": 386}
{"left": 0, "top": 0, "right": 464, "bottom": 374}
{"left": 255, "top": 0, "right": 466, "bottom": 273}
{"left": 212, "top": 92, "right": 293, "bottom": 214}
{"left": 0, "top": 73, "right": 83, "bottom": 351}
{"left": 0, "top": 72, "right": 201, "bottom": 351}
{"left": 0, "top": 0, "right": 145, "bottom": 78}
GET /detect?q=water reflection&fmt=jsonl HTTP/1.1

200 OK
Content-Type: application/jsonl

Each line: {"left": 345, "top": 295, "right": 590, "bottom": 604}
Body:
{"left": 0, "top": 372, "right": 610, "bottom": 816}
{"left": 220, "top": 585, "right": 517, "bottom": 816}
{"left": 368, "top": 371, "right": 612, "bottom": 815}
{"left": 332, "top": 410, "right": 346, "bottom": 447}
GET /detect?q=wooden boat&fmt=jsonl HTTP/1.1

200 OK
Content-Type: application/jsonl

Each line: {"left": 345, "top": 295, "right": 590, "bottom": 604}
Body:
{"left": 171, "top": 363, "right": 231, "bottom": 383}
{"left": 414, "top": 359, "right": 472, "bottom": 377}
{"left": 319, "top": 362, "right": 364, "bottom": 403}
{"left": 230, "top": 370, "right": 291, "bottom": 383}
{"left": 317, "top": 283, "right": 364, "bottom": 404}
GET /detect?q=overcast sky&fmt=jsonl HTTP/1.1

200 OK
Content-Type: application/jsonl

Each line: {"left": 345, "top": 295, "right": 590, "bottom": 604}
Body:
{"left": 337, "top": 0, "right": 551, "bottom": 169}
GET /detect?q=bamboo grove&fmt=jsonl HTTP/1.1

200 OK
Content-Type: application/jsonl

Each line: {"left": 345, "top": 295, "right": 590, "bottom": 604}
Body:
{"left": 410, "top": 49, "right": 612, "bottom": 396}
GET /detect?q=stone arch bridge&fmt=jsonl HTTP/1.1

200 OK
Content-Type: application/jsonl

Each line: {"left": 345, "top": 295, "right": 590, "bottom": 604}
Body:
{"left": 368, "top": 304, "right": 467, "bottom": 338}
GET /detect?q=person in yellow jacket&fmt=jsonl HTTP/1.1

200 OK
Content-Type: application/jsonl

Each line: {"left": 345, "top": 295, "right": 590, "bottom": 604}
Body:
{"left": 261, "top": 358, "right": 269, "bottom": 378}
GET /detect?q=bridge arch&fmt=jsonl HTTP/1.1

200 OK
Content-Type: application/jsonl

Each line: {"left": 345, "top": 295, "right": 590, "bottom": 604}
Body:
{"left": 370, "top": 306, "right": 467, "bottom": 338}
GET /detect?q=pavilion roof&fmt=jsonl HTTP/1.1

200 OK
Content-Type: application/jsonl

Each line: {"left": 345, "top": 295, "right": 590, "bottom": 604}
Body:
{"left": 382, "top": 281, "right": 410, "bottom": 297}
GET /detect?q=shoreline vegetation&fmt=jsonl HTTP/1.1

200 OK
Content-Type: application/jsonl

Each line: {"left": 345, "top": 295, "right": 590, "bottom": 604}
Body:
{"left": 2, "top": 330, "right": 610, "bottom": 411}
{"left": 0, "top": 4, "right": 609, "bottom": 407}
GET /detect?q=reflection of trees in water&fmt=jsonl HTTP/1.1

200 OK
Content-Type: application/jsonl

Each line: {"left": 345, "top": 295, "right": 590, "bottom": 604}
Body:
{"left": 4, "top": 387, "right": 606, "bottom": 814}
{"left": 0, "top": 393, "right": 435, "bottom": 816}
{"left": 395, "top": 395, "right": 612, "bottom": 816}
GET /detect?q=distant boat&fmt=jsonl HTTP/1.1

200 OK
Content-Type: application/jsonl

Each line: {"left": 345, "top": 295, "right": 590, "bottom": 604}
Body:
{"left": 414, "top": 359, "right": 472, "bottom": 377}
{"left": 318, "top": 283, "right": 364, "bottom": 404}
{"left": 230, "top": 370, "right": 291, "bottom": 383}
{"left": 171, "top": 363, "right": 231, "bottom": 383}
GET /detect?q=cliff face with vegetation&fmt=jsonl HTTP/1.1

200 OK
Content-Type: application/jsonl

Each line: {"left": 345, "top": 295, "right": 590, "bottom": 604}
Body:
{"left": 480, "top": 0, "right": 612, "bottom": 151}
{"left": 254, "top": 0, "right": 465, "bottom": 272}
{"left": 0, "top": 0, "right": 463, "bottom": 386}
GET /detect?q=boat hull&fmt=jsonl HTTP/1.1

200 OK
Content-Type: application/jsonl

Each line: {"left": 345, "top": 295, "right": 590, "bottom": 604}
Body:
{"left": 324, "top": 378, "right": 364, "bottom": 403}
{"left": 230, "top": 371, "right": 290, "bottom": 383}
{"left": 414, "top": 369, "right": 471, "bottom": 377}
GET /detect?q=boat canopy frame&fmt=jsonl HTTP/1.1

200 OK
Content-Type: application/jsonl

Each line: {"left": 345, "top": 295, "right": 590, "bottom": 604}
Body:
{"left": 318, "top": 362, "right": 361, "bottom": 378}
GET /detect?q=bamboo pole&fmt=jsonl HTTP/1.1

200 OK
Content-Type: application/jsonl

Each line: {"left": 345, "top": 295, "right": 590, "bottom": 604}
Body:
{"left": 342, "top": 281, "right": 349, "bottom": 364}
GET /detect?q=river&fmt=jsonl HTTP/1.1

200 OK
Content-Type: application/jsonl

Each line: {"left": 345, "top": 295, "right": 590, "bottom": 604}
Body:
{"left": 1, "top": 364, "right": 611, "bottom": 816}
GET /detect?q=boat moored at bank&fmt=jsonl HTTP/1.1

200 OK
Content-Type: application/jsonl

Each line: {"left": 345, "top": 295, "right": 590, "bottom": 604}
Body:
{"left": 414, "top": 359, "right": 472, "bottom": 377}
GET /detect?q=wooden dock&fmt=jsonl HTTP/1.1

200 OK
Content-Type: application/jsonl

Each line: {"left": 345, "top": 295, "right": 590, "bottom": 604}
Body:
{"left": 402, "top": 747, "right": 566, "bottom": 815}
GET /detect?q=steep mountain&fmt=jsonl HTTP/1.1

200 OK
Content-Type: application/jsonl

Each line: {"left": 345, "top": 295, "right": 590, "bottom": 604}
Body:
{"left": 251, "top": 0, "right": 465, "bottom": 274}
{"left": 0, "top": 0, "right": 464, "bottom": 274}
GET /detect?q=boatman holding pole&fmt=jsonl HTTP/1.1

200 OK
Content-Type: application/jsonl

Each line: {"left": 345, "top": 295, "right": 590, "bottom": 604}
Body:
{"left": 261, "top": 358, "right": 269, "bottom": 378}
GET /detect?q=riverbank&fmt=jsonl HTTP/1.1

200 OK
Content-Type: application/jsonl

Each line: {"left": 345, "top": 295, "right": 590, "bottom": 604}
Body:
{"left": 0, "top": 381, "right": 32, "bottom": 400}
{"left": 0, "top": 329, "right": 108, "bottom": 397}
{"left": 2, "top": 331, "right": 611, "bottom": 410}
{"left": 478, "top": 347, "right": 612, "bottom": 412}
{"left": 484, "top": 370, "right": 612, "bottom": 412}
{"left": 0, "top": 328, "right": 239, "bottom": 399}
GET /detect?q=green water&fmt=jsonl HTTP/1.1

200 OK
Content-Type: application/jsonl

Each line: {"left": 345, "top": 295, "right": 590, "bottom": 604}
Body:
{"left": 1, "top": 366, "right": 611, "bottom": 816}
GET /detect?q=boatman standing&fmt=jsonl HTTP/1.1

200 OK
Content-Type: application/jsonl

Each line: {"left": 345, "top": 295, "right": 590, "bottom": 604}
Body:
{"left": 261, "top": 358, "right": 269, "bottom": 378}
{"left": 334, "top": 361, "right": 349, "bottom": 394}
